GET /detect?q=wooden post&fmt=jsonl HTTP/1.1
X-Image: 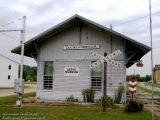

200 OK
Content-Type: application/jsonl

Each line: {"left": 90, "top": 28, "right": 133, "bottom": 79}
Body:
{"left": 103, "top": 52, "right": 107, "bottom": 112}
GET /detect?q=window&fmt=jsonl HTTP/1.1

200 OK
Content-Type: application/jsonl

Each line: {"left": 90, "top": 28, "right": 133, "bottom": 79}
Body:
{"left": 91, "top": 61, "right": 102, "bottom": 91}
{"left": 8, "top": 75, "right": 11, "bottom": 80}
{"left": 8, "top": 65, "right": 11, "bottom": 70}
{"left": 43, "top": 62, "right": 53, "bottom": 90}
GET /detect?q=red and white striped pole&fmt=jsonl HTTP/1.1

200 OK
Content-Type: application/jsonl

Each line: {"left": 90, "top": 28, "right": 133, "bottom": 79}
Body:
{"left": 129, "top": 76, "right": 137, "bottom": 98}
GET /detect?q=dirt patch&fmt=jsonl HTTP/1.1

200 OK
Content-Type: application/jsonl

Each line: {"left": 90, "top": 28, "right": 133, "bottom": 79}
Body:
{"left": 0, "top": 84, "right": 36, "bottom": 97}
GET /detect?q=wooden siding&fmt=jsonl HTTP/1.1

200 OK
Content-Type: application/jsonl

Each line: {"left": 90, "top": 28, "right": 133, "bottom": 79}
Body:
{"left": 36, "top": 61, "right": 125, "bottom": 101}
{"left": 37, "top": 60, "right": 91, "bottom": 101}
{"left": 39, "top": 24, "right": 124, "bottom": 61}
{"left": 37, "top": 23, "right": 126, "bottom": 101}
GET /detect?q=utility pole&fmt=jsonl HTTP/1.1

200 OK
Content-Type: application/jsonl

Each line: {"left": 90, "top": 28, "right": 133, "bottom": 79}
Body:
{"left": 102, "top": 52, "right": 107, "bottom": 112}
{"left": 149, "top": 0, "right": 154, "bottom": 120}
{"left": 18, "top": 16, "right": 26, "bottom": 109}
{"left": 0, "top": 16, "right": 26, "bottom": 109}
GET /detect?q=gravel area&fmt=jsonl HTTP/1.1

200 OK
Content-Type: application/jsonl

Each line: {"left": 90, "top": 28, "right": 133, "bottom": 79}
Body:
{"left": 0, "top": 84, "right": 36, "bottom": 97}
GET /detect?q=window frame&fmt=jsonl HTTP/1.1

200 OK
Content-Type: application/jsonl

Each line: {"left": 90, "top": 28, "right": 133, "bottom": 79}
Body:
{"left": 43, "top": 61, "right": 54, "bottom": 90}
{"left": 90, "top": 60, "right": 102, "bottom": 91}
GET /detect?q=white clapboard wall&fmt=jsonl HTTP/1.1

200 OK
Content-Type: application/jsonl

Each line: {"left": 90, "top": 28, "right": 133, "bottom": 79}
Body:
{"left": 36, "top": 22, "right": 125, "bottom": 101}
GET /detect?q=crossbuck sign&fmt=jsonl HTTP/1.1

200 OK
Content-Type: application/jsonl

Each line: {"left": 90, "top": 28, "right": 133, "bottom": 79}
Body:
{"left": 90, "top": 50, "right": 122, "bottom": 68}
{"left": 90, "top": 50, "right": 122, "bottom": 112}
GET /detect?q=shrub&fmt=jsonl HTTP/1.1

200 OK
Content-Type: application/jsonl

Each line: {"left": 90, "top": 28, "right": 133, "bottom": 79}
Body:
{"left": 124, "top": 99, "right": 143, "bottom": 112}
{"left": 96, "top": 96, "right": 115, "bottom": 108}
{"left": 26, "top": 74, "right": 34, "bottom": 81}
{"left": 82, "top": 89, "right": 86, "bottom": 102}
{"left": 65, "top": 95, "right": 75, "bottom": 103}
{"left": 89, "top": 88, "right": 96, "bottom": 102}
{"left": 81, "top": 88, "right": 96, "bottom": 103}
{"left": 115, "top": 84, "right": 124, "bottom": 104}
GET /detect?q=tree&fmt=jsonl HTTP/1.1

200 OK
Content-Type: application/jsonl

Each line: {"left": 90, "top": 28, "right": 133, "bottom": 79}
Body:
{"left": 145, "top": 75, "right": 151, "bottom": 82}
{"left": 126, "top": 75, "right": 132, "bottom": 81}
{"left": 26, "top": 74, "right": 33, "bottom": 81}
{"left": 23, "top": 65, "right": 37, "bottom": 81}
{"left": 135, "top": 74, "right": 141, "bottom": 81}
{"left": 127, "top": 74, "right": 151, "bottom": 82}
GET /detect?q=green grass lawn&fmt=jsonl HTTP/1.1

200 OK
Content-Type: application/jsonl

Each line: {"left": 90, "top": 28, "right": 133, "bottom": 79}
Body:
{"left": 0, "top": 105, "right": 159, "bottom": 120}
{"left": 0, "top": 92, "right": 36, "bottom": 105}
{"left": 0, "top": 87, "right": 13, "bottom": 89}
{"left": 0, "top": 87, "right": 159, "bottom": 120}
{"left": 137, "top": 86, "right": 160, "bottom": 97}
{"left": 145, "top": 82, "right": 160, "bottom": 88}
{"left": 126, "top": 81, "right": 160, "bottom": 96}
{"left": 0, "top": 91, "right": 159, "bottom": 120}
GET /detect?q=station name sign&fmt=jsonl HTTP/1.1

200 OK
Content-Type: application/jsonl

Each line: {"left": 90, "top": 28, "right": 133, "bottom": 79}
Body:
{"left": 64, "top": 44, "right": 100, "bottom": 50}
{"left": 64, "top": 67, "right": 79, "bottom": 76}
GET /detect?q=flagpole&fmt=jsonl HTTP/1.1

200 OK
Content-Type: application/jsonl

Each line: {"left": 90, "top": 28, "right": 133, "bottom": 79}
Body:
{"left": 149, "top": 0, "right": 154, "bottom": 120}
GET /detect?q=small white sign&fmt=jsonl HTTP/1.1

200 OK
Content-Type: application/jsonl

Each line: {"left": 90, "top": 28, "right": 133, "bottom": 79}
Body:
{"left": 64, "top": 67, "right": 79, "bottom": 76}
{"left": 64, "top": 45, "right": 99, "bottom": 50}
{"left": 14, "top": 79, "right": 24, "bottom": 94}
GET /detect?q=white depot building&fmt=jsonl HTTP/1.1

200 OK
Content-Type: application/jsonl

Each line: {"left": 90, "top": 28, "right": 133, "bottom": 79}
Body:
{"left": 0, "top": 53, "right": 19, "bottom": 87}
{"left": 12, "top": 15, "right": 150, "bottom": 101}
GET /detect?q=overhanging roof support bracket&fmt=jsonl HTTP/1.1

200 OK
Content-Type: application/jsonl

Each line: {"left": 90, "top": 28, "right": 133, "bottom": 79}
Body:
{"left": 33, "top": 42, "right": 39, "bottom": 55}
{"left": 126, "top": 52, "right": 137, "bottom": 64}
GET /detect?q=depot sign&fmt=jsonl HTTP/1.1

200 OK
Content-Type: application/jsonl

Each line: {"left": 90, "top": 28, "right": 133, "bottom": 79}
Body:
{"left": 64, "top": 45, "right": 99, "bottom": 50}
{"left": 64, "top": 67, "right": 79, "bottom": 76}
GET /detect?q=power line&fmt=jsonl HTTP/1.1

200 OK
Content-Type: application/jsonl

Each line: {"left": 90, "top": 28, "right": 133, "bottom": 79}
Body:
{"left": 0, "top": 29, "right": 22, "bottom": 32}
{"left": 0, "top": 18, "right": 23, "bottom": 43}
{"left": 0, "top": 18, "right": 22, "bottom": 28}
{"left": 113, "top": 10, "right": 160, "bottom": 27}
{"left": 0, "top": 32, "right": 19, "bottom": 42}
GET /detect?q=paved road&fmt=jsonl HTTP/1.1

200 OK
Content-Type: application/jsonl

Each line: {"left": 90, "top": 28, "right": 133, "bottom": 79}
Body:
{"left": 138, "top": 82, "right": 160, "bottom": 92}
{"left": 0, "top": 84, "right": 36, "bottom": 97}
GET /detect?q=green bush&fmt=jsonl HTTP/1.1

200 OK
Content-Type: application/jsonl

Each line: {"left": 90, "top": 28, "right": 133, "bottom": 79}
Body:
{"left": 115, "top": 84, "right": 124, "bottom": 104}
{"left": 65, "top": 95, "right": 76, "bottom": 103}
{"left": 26, "top": 74, "right": 34, "bottom": 81}
{"left": 82, "top": 89, "right": 86, "bottom": 102}
{"left": 124, "top": 100, "right": 143, "bottom": 112}
{"left": 96, "top": 96, "right": 115, "bottom": 108}
{"left": 81, "top": 88, "right": 96, "bottom": 103}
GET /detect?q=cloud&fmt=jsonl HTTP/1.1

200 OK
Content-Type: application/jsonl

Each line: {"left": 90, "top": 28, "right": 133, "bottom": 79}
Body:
{"left": 0, "top": 0, "right": 160, "bottom": 74}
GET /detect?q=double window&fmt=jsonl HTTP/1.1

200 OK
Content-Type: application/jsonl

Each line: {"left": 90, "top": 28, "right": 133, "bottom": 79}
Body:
{"left": 91, "top": 61, "right": 102, "bottom": 91}
{"left": 43, "top": 62, "right": 53, "bottom": 90}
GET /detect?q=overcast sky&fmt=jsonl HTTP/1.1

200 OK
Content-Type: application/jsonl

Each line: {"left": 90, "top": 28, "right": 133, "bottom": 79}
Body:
{"left": 0, "top": 0, "right": 159, "bottom": 76}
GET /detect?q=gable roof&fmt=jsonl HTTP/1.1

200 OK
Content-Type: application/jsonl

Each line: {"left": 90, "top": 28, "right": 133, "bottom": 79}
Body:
{"left": 11, "top": 14, "right": 150, "bottom": 68}
{"left": 0, "top": 53, "right": 19, "bottom": 65}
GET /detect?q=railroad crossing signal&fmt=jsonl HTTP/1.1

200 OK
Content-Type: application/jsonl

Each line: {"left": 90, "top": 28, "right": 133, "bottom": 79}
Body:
{"left": 90, "top": 50, "right": 122, "bottom": 68}
{"left": 90, "top": 50, "right": 122, "bottom": 112}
